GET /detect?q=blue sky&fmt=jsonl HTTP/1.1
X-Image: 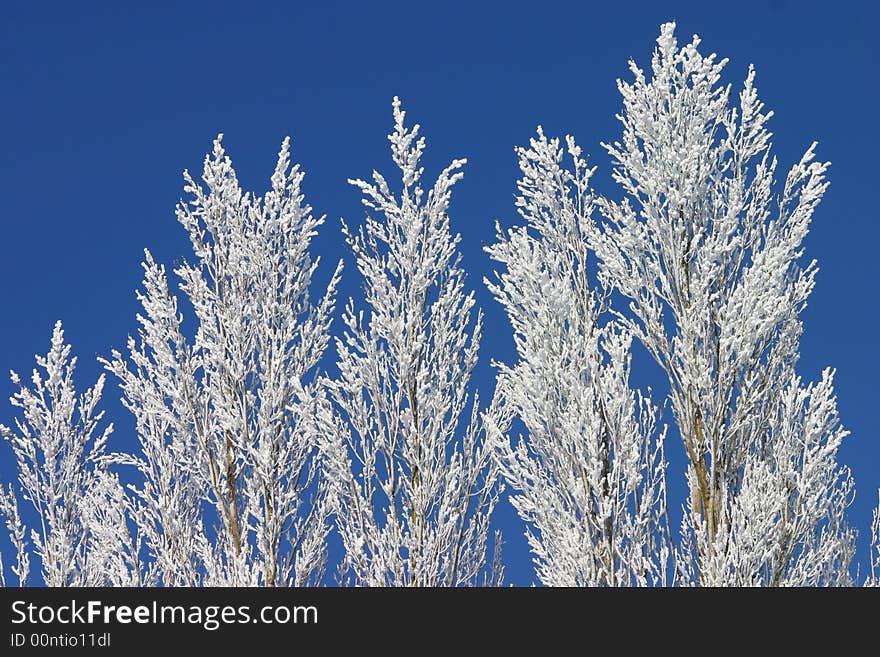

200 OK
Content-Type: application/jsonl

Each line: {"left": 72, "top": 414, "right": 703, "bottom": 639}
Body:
{"left": 1, "top": 1, "right": 877, "bottom": 585}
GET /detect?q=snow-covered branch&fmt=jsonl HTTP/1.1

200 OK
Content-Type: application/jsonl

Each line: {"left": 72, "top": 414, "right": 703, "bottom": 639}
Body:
{"left": 323, "top": 98, "right": 502, "bottom": 586}
{"left": 588, "top": 22, "right": 854, "bottom": 585}
{"left": 0, "top": 322, "right": 138, "bottom": 586}
{"left": 103, "top": 136, "right": 342, "bottom": 585}
{"left": 486, "top": 129, "right": 670, "bottom": 586}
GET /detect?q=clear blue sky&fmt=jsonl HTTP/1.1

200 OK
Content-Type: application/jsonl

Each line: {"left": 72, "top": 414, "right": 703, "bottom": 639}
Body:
{"left": 1, "top": 1, "right": 877, "bottom": 585}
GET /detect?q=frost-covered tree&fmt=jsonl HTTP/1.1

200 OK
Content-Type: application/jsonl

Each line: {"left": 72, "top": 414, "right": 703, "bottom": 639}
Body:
{"left": 103, "top": 136, "right": 342, "bottom": 586}
{"left": 0, "top": 322, "right": 140, "bottom": 586}
{"left": 485, "top": 129, "right": 670, "bottom": 586}
{"left": 587, "top": 23, "right": 855, "bottom": 585}
{"left": 322, "top": 98, "right": 503, "bottom": 586}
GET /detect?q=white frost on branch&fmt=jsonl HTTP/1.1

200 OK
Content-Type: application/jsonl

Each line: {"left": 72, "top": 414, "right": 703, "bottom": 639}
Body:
{"left": 322, "top": 98, "right": 503, "bottom": 586}
{"left": 692, "top": 370, "right": 854, "bottom": 585}
{"left": 103, "top": 136, "right": 342, "bottom": 586}
{"left": 588, "top": 22, "right": 855, "bottom": 585}
{"left": 486, "top": 129, "right": 670, "bottom": 586}
{"left": 0, "top": 322, "right": 139, "bottom": 586}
